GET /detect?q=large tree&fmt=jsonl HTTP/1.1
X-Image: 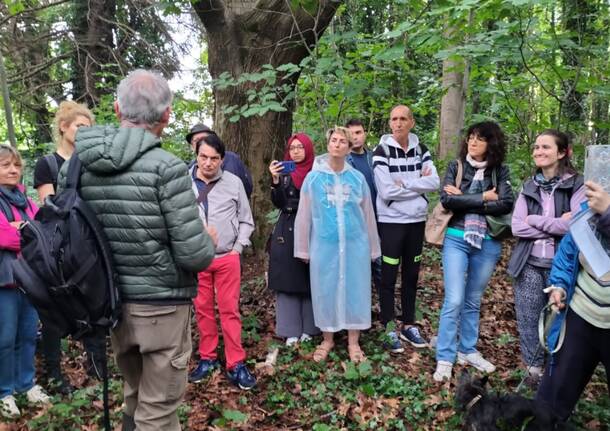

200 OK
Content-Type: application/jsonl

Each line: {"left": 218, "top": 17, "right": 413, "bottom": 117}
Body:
{"left": 193, "top": 0, "right": 340, "bottom": 244}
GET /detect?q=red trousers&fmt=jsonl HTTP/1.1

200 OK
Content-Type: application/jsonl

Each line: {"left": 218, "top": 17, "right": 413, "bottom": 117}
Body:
{"left": 193, "top": 253, "right": 245, "bottom": 370}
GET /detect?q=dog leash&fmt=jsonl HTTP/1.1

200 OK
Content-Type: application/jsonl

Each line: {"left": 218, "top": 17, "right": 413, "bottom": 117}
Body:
{"left": 515, "top": 303, "right": 567, "bottom": 393}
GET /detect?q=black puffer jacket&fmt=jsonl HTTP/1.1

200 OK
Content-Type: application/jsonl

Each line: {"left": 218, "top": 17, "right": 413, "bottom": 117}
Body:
{"left": 440, "top": 159, "right": 514, "bottom": 229}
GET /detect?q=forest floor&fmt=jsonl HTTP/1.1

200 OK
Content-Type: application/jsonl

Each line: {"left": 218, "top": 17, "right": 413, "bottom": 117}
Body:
{"left": 2, "top": 243, "right": 609, "bottom": 430}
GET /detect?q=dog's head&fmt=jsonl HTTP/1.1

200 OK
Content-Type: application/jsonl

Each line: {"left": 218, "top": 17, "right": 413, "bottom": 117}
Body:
{"left": 455, "top": 370, "right": 489, "bottom": 411}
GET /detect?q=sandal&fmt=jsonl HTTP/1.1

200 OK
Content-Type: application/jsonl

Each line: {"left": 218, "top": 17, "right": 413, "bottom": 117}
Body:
{"left": 313, "top": 341, "right": 334, "bottom": 362}
{"left": 348, "top": 344, "right": 366, "bottom": 363}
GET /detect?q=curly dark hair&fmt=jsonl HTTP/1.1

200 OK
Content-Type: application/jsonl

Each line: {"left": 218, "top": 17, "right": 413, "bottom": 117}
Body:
{"left": 458, "top": 121, "right": 506, "bottom": 168}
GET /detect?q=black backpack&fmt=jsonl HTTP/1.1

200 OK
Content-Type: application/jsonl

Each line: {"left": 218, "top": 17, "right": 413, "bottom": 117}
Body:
{"left": 12, "top": 156, "right": 120, "bottom": 430}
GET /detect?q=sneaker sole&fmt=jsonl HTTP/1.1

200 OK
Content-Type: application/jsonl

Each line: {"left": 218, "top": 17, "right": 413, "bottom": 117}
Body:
{"left": 238, "top": 383, "right": 255, "bottom": 390}
{"left": 399, "top": 333, "right": 428, "bottom": 348}
{"left": 456, "top": 357, "right": 495, "bottom": 373}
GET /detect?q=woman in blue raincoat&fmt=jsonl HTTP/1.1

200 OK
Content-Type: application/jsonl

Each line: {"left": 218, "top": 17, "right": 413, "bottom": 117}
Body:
{"left": 294, "top": 126, "right": 381, "bottom": 363}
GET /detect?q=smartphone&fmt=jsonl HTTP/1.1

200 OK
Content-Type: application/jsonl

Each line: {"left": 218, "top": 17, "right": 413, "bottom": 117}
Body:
{"left": 279, "top": 160, "right": 296, "bottom": 173}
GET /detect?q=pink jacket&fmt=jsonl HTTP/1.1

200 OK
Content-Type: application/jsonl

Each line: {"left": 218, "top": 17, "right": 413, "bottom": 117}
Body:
{"left": 0, "top": 184, "right": 39, "bottom": 252}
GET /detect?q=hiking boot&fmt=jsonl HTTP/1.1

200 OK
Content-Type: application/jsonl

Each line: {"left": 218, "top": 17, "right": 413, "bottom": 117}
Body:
{"left": 188, "top": 359, "right": 219, "bottom": 383}
{"left": 400, "top": 326, "right": 428, "bottom": 348}
{"left": 26, "top": 385, "right": 52, "bottom": 405}
{"left": 226, "top": 362, "right": 256, "bottom": 390}
{"left": 457, "top": 351, "right": 496, "bottom": 373}
{"left": 85, "top": 353, "right": 105, "bottom": 380}
{"left": 383, "top": 331, "right": 404, "bottom": 353}
{"left": 0, "top": 395, "right": 20, "bottom": 418}
{"left": 433, "top": 360, "right": 453, "bottom": 382}
{"left": 47, "top": 364, "right": 74, "bottom": 395}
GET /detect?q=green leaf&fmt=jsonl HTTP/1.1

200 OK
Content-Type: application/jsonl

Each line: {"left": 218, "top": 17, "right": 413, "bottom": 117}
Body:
{"left": 222, "top": 409, "right": 248, "bottom": 423}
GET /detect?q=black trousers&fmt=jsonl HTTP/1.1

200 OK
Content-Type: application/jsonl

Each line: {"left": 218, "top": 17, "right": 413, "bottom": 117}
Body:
{"left": 42, "top": 325, "right": 106, "bottom": 365}
{"left": 378, "top": 221, "right": 425, "bottom": 326}
{"left": 536, "top": 310, "right": 610, "bottom": 422}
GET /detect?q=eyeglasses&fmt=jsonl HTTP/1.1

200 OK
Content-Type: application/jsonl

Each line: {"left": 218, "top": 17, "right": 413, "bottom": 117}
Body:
{"left": 289, "top": 144, "right": 305, "bottom": 151}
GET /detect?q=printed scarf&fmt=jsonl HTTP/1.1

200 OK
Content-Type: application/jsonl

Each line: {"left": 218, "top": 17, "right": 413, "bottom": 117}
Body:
{"left": 464, "top": 154, "right": 488, "bottom": 249}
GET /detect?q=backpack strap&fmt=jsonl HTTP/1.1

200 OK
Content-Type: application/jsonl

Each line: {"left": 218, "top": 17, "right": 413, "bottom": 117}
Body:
{"left": 0, "top": 195, "right": 14, "bottom": 223}
{"left": 45, "top": 154, "right": 59, "bottom": 182}
{"left": 455, "top": 159, "right": 463, "bottom": 189}
{"left": 65, "top": 156, "right": 83, "bottom": 190}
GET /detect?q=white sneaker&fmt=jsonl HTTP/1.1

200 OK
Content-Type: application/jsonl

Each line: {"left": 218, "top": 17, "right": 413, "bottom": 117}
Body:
{"left": 528, "top": 366, "right": 543, "bottom": 379}
{"left": 26, "top": 385, "right": 52, "bottom": 405}
{"left": 299, "top": 333, "right": 312, "bottom": 342}
{"left": 0, "top": 395, "right": 20, "bottom": 418}
{"left": 457, "top": 351, "right": 496, "bottom": 373}
{"left": 285, "top": 337, "right": 299, "bottom": 346}
{"left": 433, "top": 360, "right": 453, "bottom": 382}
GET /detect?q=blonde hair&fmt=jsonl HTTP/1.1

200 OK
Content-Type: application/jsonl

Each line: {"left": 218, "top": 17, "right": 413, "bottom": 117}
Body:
{"left": 52, "top": 101, "right": 95, "bottom": 144}
{"left": 0, "top": 144, "right": 23, "bottom": 167}
{"left": 326, "top": 126, "right": 353, "bottom": 147}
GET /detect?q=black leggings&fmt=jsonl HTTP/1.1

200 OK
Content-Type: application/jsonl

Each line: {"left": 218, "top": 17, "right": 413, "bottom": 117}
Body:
{"left": 536, "top": 310, "right": 610, "bottom": 422}
{"left": 378, "top": 222, "right": 425, "bottom": 326}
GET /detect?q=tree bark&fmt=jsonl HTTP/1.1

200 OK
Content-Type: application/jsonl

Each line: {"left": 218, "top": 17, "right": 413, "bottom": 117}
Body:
{"left": 193, "top": 0, "right": 340, "bottom": 248}
{"left": 438, "top": 22, "right": 470, "bottom": 159}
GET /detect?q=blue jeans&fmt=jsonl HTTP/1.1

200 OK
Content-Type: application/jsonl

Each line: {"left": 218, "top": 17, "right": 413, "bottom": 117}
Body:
{"left": 436, "top": 234, "right": 502, "bottom": 363}
{"left": 0, "top": 287, "right": 38, "bottom": 398}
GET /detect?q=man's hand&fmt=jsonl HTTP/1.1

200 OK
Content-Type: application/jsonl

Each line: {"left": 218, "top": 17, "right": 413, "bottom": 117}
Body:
{"left": 9, "top": 221, "right": 24, "bottom": 229}
{"left": 585, "top": 181, "right": 610, "bottom": 215}
{"left": 560, "top": 211, "right": 572, "bottom": 221}
{"left": 206, "top": 225, "right": 218, "bottom": 248}
{"left": 443, "top": 185, "right": 462, "bottom": 195}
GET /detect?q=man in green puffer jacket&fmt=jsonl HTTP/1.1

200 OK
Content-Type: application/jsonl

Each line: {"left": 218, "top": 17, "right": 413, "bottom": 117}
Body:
{"left": 58, "top": 69, "right": 215, "bottom": 431}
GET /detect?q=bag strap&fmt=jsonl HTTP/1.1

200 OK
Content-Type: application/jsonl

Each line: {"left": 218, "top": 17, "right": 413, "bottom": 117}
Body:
{"left": 65, "top": 156, "right": 83, "bottom": 190}
{"left": 0, "top": 196, "right": 14, "bottom": 223}
{"left": 491, "top": 165, "right": 498, "bottom": 187}
{"left": 455, "top": 159, "right": 463, "bottom": 188}
{"left": 45, "top": 154, "right": 59, "bottom": 182}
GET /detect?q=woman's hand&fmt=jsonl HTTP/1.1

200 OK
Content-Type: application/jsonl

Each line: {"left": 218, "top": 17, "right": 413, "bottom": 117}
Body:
{"left": 9, "top": 221, "right": 24, "bottom": 229}
{"left": 543, "top": 286, "right": 566, "bottom": 311}
{"left": 585, "top": 181, "right": 610, "bottom": 214}
{"left": 560, "top": 211, "right": 572, "bottom": 221}
{"left": 269, "top": 160, "right": 284, "bottom": 184}
{"left": 443, "top": 185, "right": 462, "bottom": 195}
{"left": 483, "top": 187, "right": 498, "bottom": 201}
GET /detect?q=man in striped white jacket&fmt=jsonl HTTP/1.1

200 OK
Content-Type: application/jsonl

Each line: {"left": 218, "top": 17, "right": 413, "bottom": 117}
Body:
{"left": 373, "top": 105, "right": 440, "bottom": 353}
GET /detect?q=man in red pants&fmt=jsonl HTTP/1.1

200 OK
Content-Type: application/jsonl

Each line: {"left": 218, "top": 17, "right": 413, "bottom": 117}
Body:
{"left": 187, "top": 132, "right": 256, "bottom": 390}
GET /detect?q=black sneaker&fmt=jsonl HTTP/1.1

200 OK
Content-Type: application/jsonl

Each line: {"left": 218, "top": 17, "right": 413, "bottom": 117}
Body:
{"left": 400, "top": 326, "right": 428, "bottom": 348}
{"left": 46, "top": 363, "right": 74, "bottom": 395}
{"left": 188, "top": 359, "right": 220, "bottom": 383}
{"left": 226, "top": 362, "right": 256, "bottom": 390}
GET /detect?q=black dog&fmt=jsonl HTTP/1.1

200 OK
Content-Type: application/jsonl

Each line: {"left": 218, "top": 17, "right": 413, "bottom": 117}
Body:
{"left": 455, "top": 371, "right": 568, "bottom": 431}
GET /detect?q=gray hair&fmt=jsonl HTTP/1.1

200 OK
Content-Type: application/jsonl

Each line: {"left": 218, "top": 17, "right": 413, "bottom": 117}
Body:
{"left": 116, "top": 69, "right": 173, "bottom": 125}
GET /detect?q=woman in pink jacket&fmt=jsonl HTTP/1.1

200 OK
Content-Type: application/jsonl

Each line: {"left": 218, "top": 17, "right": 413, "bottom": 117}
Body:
{"left": 0, "top": 144, "right": 50, "bottom": 418}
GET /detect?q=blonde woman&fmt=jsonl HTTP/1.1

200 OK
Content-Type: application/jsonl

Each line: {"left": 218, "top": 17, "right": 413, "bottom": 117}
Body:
{"left": 33, "top": 101, "right": 100, "bottom": 394}
{"left": 294, "top": 127, "right": 380, "bottom": 363}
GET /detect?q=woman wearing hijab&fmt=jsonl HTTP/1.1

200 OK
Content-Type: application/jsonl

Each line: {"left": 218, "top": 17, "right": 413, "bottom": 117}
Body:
{"left": 268, "top": 133, "right": 320, "bottom": 346}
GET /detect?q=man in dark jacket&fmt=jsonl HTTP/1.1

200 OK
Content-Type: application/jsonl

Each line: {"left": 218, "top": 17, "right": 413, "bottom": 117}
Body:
{"left": 60, "top": 69, "right": 215, "bottom": 431}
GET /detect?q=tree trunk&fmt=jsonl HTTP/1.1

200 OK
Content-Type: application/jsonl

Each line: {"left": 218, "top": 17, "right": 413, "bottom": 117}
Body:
{"left": 70, "top": 0, "right": 118, "bottom": 105}
{"left": 193, "top": 0, "right": 340, "bottom": 248}
{"left": 438, "top": 21, "right": 470, "bottom": 159}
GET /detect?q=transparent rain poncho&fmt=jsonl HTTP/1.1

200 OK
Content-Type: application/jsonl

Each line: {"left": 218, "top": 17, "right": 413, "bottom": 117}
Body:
{"left": 294, "top": 154, "right": 381, "bottom": 332}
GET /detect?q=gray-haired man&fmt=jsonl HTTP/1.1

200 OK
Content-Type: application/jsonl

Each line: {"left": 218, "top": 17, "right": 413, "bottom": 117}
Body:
{"left": 60, "top": 69, "right": 215, "bottom": 430}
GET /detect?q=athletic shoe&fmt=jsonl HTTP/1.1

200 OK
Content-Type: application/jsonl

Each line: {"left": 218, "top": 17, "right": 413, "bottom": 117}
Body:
{"left": 26, "top": 385, "right": 52, "bottom": 405}
{"left": 226, "top": 362, "right": 256, "bottom": 390}
{"left": 383, "top": 331, "right": 404, "bottom": 353}
{"left": 400, "top": 326, "right": 428, "bottom": 348}
{"left": 0, "top": 395, "right": 20, "bottom": 418}
{"left": 457, "top": 351, "right": 496, "bottom": 373}
{"left": 433, "top": 360, "right": 453, "bottom": 382}
{"left": 188, "top": 359, "right": 220, "bottom": 383}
